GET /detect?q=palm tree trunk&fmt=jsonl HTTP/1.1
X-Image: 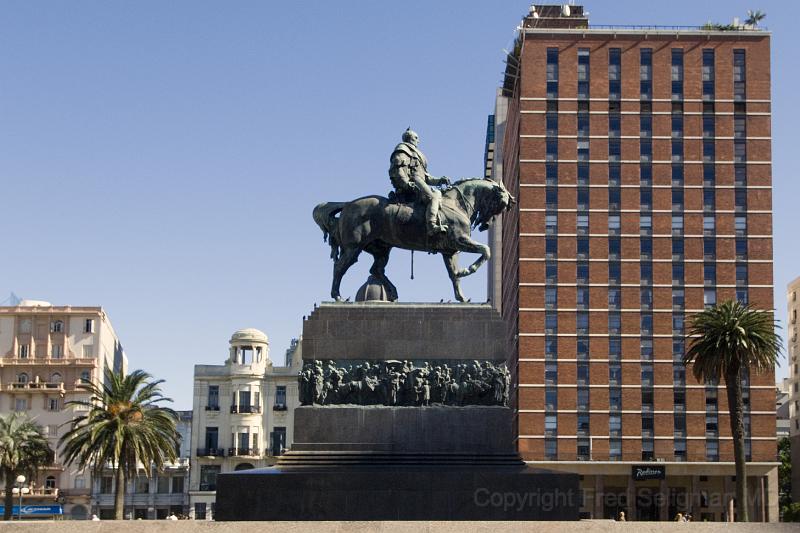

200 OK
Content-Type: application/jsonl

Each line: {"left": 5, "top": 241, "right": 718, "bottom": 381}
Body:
{"left": 725, "top": 365, "right": 748, "bottom": 522}
{"left": 3, "top": 469, "right": 14, "bottom": 521}
{"left": 114, "top": 466, "right": 125, "bottom": 520}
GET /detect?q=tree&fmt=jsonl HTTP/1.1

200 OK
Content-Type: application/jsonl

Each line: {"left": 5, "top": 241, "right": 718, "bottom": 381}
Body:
{"left": 745, "top": 10, "right": 766, "bottom": 27}
{"left": 778, "top": 437, "right": 793, "bottom": 519}
{"left": 59, "top": 369, "right": 179, "bottom": 520}
{"left": 0, "top": 413, "right": 53, "bottom": 521}
{"left": 683, "top": 300, "right": 782, "bottom": 522}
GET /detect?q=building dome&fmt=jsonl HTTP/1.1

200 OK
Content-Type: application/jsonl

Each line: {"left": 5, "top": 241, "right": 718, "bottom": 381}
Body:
{"left": 230, "top": 328, "right": 269, "bottom": 345}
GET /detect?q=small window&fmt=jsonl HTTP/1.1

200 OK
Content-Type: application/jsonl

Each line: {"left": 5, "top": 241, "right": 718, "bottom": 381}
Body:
{"left": 577, "top": 364, "right": 589, "bottom": 386}
{"left": 640, "top": 263, "right": 653, "bottom": 284}
{"left": 546, "top": 261, "right": 558, "bottom": 283}
{"left": 545, "top": 364, "right": 558, "bottom": 385}
{"left": 609, "top": 263, "right": 621, "bottom": 284}
{"left": 672, "top": 264, "right": 684, "bottom": 284}
{"left": 577, "top": 215, "right": 589, "bottom": 234}
{"left": 672, "top": 238, "right": 684, "bottom": 259}
{"left": 48, "top": 398, "right": 60, "bottom": 411}
{"left": 609, "top": 338, "right": 621, "bottom": 358}
{"left": 51, "top": 344, "right": 63, "bottom": 359}
{"left": 18, "top": 344, "right": 29, "bottom": 358}
{"left": 704, "top": 289, "right": 717, "bottom": 308}
{"left": 609, "top": 363, "right": 621, "bottom": 385}
{"left": 704, "top": 238, "right": 716, "bottom": 259}
{"left": 640, "top": 189, "right": 652, "bottom": 210}
{"left": 577, "top": 312, "right": 589, "bottom": 334}
{"left": 577, "top": 337, "right": 589, "bottom": 359}
{"left": 641, "top": 339, "right": 653, "bottom": 360}
{"left": 641, "top": 314, "right": 653, "bottom": 334}
{"left": 673, "top": 289, "right": 685, "bottom": 309}
{"left": 545, "top": 388, "right": 558, "bottom": 411}
{"left": 100, "top": 476, "right": 114, "bottom": 494}
{"left": 545, "top": 214, "right": 558, "bottom": 235}
{"left": 608, "top": 238, "right": 621, "bottom": 259}
{"left": 544, "top": 415, "right": 558, "bottom": 435}
{"left": 577, "top": 163, "right": 589, "bottom": 185}
{"left": 82, "top": 345, "right": 93, "bottom": 358}
{"left": 640, "top": 215, "right": 652, "bottom": 235}
{"left": 640, "top": 237, "right": 652, "bottom": 258}
{"left": 545, "top": 287, "right": 558, "bottom": 308}
{"left": 51, "top": 320, "right": 64, "bottom": 333}
{"left": 640, "top": 288, "right": 653, "bottom": 309}
{"left": 608, "top": 215, "right": 621, "bottom": 234}
{"left": 545, "top": 237, "right": 558, "bottom": 259}
{"left": 608, "top": 313, "right": 621, "bottom": 334}
{"left": 735, "top": 216, "right": 747, "bottom": 235}
{"left": 545, "top": 312, "right": 558, "bottom": 334}
{"left": 545, "top": 337, "right": 557, "bottom": 359}
{"left": 577, "top": 237, "right": 589, "bottom": 259}
{"left": 576, "top": 262, "right": 589, "bottom": 284}
{"left": 84, "top": 319, "right": 95, "bottom": 333}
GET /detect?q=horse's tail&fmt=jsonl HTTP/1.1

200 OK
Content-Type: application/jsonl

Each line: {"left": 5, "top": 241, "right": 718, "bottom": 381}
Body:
{"left": 313, "top": 202, "right": 346, "bottom": 261}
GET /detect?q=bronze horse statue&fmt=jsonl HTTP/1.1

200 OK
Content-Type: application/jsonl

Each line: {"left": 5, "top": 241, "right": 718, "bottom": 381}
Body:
{"left": 313, "top": 178, "right": 514, "bottom": 302}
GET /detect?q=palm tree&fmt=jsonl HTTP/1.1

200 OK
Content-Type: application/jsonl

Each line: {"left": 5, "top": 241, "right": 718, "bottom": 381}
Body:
{"left": 0, "top": 413, "right": 53, "bottom": 521}
{"left": 59, "top": 369, "right": 179, "bottom": 520}
{"left": 683, "top": 300, "right": 782, "bottom": 522}
{"left": 745, "top": 10, "right": 766, "bottom": 27}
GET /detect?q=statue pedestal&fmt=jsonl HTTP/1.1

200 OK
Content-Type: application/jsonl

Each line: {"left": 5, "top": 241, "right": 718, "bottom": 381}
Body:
{"left": 215, "top": 303, "right": 579, "bottom": 521}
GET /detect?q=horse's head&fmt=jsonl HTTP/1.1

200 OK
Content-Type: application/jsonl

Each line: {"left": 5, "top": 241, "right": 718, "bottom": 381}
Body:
{"left": 469, "top": 178, "right": 515, "bottom": 231}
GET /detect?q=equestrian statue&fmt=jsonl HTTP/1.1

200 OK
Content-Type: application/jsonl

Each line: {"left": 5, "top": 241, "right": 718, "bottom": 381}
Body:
{"left": 313, "top": 128, "right": 515, "bottom": 303}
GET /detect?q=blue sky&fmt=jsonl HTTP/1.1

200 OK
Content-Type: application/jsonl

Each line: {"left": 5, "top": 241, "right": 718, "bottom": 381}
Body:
{"left": 1, "top": 1, "right": 795, "bottom": 408}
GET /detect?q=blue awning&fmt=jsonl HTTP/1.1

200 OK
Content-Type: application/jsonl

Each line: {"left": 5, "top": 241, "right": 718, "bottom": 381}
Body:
{"left": 0, "top": 505, "right": 63, "bottom": 516}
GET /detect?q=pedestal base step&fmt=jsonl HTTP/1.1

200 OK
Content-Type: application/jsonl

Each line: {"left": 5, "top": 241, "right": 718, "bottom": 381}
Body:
{"left": 216, "top": 465, "right": 580, "bottom": 521}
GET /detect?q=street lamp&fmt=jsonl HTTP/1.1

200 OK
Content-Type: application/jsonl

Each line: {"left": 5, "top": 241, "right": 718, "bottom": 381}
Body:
{"left": 12, "top": 476, "right": 28, "bottom": 521}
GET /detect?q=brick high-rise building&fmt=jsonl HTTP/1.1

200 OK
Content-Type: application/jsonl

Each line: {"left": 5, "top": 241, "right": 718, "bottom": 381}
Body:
{"left": 488, "top": 4, "right": 778, "bottom": 521}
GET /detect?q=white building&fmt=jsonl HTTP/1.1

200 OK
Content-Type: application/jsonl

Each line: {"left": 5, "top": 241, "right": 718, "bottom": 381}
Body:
{"left": 91, "top": 410, "right": 192, "bottom": 519}
{"left": 786, "top": 277, "right": 800, "bottom": 502}
{"left": 0, "top": 300, "right": 128, "bottom": 520}
{"left": 188, "top": 329, "right": 301, "bottom": 519}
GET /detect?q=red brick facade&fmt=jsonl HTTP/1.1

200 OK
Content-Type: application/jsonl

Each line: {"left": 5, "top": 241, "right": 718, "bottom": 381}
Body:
{"left": 499, "top": 21, "right": 774, "bottom": 466}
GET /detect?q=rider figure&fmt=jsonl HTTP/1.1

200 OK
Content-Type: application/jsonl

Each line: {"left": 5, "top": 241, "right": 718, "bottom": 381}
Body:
{"left": 389, "top": 128, "right": 451, "bottom": 236}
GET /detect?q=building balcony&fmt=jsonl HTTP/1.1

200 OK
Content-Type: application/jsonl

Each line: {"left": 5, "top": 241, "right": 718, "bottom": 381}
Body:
{"left": 230, "top": 405, "right": 261, "bottom": 414}
{"left": 0, "top": 357, "right": 97, "bottom": 367}
{"left": 59, "top": 487, "right": 91, "bottom": 498}
{"left": 198, "top": 483, "right": 217, "bottom": 492}
{"left": 2, "top": 381, "right": 65, "bottom": 393}
{"left": 227, "top": 448, "right": 260, "bottom": 457}
{"left": 20, "top": 487, "right": 59, "bottom": 499}
{"left": 196, "top": 448, "right": 225, "bottom": 457}
{"left": 273, "top": 404, "right": 287, "bottom": 411}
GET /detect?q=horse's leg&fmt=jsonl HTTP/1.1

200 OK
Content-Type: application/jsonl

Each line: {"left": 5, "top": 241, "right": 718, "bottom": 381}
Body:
{"left": 453, "top": 236, "right": 491, "bottom": 278}
{"left": 366, "top": 244, "right": 398, "bottom": 301}
{"left": 331, "top": 245, "right": 361, "bottom": 301}
{"left": 442, "top": 253, "right": 466, "bottom": 303}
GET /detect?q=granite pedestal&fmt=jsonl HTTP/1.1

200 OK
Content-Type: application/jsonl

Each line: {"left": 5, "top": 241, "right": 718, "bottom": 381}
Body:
{"left": 215, "top": 303, "right": 579, "bottom": 521}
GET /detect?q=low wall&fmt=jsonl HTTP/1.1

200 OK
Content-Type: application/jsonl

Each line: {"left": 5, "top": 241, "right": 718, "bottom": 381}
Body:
{"left": 0, "top": 521, "right": 795, "bottom": 531}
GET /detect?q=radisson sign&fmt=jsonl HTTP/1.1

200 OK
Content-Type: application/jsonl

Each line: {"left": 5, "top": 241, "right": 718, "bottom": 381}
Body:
{"left": 631, "top": 465, "right": 666, "bottom": 481}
